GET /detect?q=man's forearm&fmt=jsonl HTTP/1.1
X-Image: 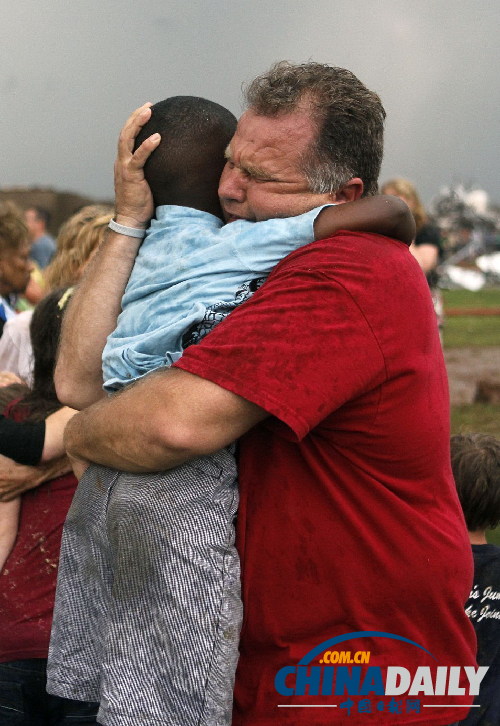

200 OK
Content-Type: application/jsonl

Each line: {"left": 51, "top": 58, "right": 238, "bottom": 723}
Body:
{"left": 55, "top": 229, "right": 142, "bottom": 410}
{"left": 64, "top": 367, "right": 268, "bottom": 473}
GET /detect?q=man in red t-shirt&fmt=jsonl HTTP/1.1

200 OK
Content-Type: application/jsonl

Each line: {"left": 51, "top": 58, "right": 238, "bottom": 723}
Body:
{"left": 55, "top": 62, "right": 476, "bottom": 726}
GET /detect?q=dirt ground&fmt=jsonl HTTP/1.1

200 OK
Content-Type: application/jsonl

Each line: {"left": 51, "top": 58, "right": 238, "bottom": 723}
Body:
{"left": 444, "top": 346, "right": 500, "bottom": 405}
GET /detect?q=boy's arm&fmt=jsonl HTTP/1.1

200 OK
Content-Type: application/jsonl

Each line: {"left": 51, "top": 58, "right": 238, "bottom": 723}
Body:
{"left": 314, "top": 195, "right": 415, "bottom": 245}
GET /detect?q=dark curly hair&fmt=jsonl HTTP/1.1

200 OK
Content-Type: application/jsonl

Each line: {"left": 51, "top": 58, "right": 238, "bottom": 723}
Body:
{"left": 451, "top": 433, "right": 500, "bottom": 531}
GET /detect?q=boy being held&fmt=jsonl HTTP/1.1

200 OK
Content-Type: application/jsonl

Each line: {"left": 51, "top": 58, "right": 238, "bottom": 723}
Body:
{"left": 48, "top": 96, "right": 415, "bottom": 726}
{"left": 451, "top": 433, "right": 500, "bottom": 726}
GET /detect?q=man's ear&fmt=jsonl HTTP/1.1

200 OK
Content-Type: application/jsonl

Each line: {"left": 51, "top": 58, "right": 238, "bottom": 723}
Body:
{"left": 330, "top": 177, "right": 364, "bottom": 203}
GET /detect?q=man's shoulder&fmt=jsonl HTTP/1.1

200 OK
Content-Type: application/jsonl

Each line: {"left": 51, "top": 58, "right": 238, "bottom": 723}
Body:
{"left": 272, "top": 230, "right": 410, "bottom": 276}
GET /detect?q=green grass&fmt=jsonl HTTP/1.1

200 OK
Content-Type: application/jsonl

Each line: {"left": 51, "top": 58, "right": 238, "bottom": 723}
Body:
{"left": 451, "top": 403, "right": 500, "bottom": 437}
{"left": 443, "top": 316, "right": 500, "bottom": 347}
{"left": 441, "top": 288, "right": 500, "bottom": 347}
{"left": 442, "top": 287, "right": 500, "bottom": 309}
{"left": 488, "top": 528, "right": 500, "bottom": 546}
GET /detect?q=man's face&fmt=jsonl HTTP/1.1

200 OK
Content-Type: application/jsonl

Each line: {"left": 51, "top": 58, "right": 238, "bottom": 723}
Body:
{"left": 24, "top": 208, "right": 41, "bottom": 241}
{"left": 0, "top": 241, "right": 32, "bottom": 294}
{"left": 218, "top": 109, "right": 333, "bottom": 222}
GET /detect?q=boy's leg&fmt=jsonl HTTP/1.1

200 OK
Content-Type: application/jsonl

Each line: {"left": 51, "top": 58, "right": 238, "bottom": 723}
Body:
{"left": 47, "top": 464, "right": 120, "bottom": 703}
{"left": 96, "top": 448, "right": 242, "bottom": 726}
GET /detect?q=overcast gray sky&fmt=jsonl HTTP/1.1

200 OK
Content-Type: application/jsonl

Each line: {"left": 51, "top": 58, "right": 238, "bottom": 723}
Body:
{"left": 2, "top": 0, "right": 498, "bottom": 206}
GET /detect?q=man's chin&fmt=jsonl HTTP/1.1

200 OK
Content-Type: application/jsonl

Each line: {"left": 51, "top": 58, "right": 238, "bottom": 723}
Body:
{"left": 224, "top": 214, "right": 242, "bottom": 224}
{"left": 222, "top": 207, "right": 252, "bottom": 224}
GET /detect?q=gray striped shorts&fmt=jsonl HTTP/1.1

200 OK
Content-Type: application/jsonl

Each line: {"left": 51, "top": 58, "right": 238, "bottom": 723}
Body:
{"left": 47, "top": 448, "right": 242, "bottom": 726}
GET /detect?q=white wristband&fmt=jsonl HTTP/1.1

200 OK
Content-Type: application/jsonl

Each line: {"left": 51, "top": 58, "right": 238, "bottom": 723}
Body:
{"left": 108, "top": 219, "right": 147, "bottom": 239}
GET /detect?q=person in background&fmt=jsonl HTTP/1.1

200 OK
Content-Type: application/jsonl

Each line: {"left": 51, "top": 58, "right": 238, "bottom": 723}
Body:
{"left": 24, "top": 206, "right": 56, "bottom": 269}
{"left": 0, "top": 287, "right": 99, "bottom": 725}
{"left": 451, "top": 433, "right": 500, "bottom": 726}
{"left": 381, "top": 177, "right": 444, "bottom": 331}
{"left": 0, "top": 205, "right": 113, "bottom": 385}
{"left": 0, "top": 207, "right": 113, "bottom": 563}
{"left": 17, "top": 206, "right": 57, "bottom": 307}
{"left": 0, "top": 203, "right": 32, "bottom": 338}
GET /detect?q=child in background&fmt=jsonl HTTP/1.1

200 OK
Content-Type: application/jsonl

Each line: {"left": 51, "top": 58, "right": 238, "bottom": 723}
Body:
{"left": 451, "top": 433, "right": 500, "bottom": 726}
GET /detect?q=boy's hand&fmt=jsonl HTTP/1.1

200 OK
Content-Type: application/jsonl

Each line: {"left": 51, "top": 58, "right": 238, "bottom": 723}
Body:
{"left": 114, "top": 103, "right": 161, "bottom": 229}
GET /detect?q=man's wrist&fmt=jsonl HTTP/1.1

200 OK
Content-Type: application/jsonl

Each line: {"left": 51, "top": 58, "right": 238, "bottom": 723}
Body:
{"left": 113, "top": 214, "right": 148, "bottom": 230}
{"left": 108, "top": 219, "right": 147, "bottom": 239}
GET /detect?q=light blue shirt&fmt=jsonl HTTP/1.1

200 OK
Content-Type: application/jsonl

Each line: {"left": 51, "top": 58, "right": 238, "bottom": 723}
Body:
{"left": 102, "top": 204, "right": 328, "bottom": 391}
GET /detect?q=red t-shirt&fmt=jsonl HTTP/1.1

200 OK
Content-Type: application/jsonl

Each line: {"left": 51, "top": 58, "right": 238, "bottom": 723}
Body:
{"left": 0, "top": 402, "right": 77, "bottom": 662}
{"left": 175, "top": 232, "right": 477, "bottom": 726}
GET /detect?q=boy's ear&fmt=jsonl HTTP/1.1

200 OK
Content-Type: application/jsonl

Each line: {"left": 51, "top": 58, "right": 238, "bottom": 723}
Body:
{"left": 330, "top": 177, "right": 364, "bottom": 203}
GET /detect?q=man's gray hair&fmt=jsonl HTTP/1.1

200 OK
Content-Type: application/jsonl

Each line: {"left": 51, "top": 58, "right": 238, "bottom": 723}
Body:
{"left": 244, "top": 61, "right": 386, "bottom": 197}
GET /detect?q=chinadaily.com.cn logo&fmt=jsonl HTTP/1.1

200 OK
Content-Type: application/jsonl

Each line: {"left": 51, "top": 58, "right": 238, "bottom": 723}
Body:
{"left": 274, "top": 631, "right": 487, "bottom": 718}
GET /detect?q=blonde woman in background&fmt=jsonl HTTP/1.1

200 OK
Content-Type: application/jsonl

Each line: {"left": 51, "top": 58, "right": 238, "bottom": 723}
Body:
{"left": 0, "top": 206, "right": 113, "bottom": 385}
{"left": 0, "top": 207, "right": 113, "bottom": 537}
{"left": 381, "top": 178, "right": 444, "bottom": 332}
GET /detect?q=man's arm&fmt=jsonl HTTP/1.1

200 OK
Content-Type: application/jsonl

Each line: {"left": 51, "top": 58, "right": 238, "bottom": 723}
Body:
{"left": 55, "top": 103, "right": 161, "bottom": 410}
{"left": 314, "top": 195, "right": 416, "bottom": 246}
{"left": 64, "top": 367, "right": 268, "bottom": 473}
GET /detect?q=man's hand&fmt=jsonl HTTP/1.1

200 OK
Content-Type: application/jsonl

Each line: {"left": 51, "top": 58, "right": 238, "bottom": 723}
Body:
{"left": 0, "top": 454, "right": 72, "bottom": 501}
{"left": 114, "top": 102, "right": 161, "bottom": 228}
{"left": 55, "top": 105, "right": 162, "bottom": 410}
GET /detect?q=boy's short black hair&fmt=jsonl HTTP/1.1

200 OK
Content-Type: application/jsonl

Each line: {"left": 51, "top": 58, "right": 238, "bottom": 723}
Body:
{"left": 451, "top": 433, "right": 500, "bottom": 531}
{"left": 134, "top": 96, "right": 237, "bottom": 215}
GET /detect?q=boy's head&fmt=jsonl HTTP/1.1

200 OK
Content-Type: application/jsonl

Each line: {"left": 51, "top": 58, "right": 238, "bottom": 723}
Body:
{"left": 450, "top": 433, "right": 500, "bottom": 532}
{"left": 134, "top": 96, "right": 237, "bottom": 217}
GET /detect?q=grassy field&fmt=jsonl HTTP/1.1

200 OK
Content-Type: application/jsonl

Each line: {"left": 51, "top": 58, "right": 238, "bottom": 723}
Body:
{"left": 442, "top": 288, "right": 500, "bottom": 348}
{"left": 442, "top": 287, "right": 500, "bottom": 544}
{"left": 442, "top": 287, "right": 500, "bottom": 310}
{"left": 451, "top": 404, "right": 500, "bottom": 436}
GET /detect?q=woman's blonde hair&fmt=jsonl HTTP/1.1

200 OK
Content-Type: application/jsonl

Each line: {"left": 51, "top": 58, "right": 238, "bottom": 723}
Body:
{"left": 380, "top": 178, "right": 428, "bottom": 232}
{"left": 44, "top": 205, "right": 113, "bottom": 289}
